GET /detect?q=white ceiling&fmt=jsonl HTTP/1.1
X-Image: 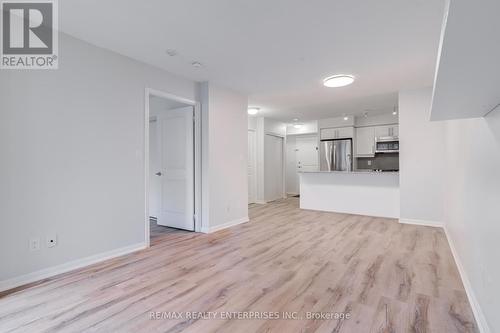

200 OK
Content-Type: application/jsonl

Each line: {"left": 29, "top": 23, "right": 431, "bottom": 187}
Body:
{"left": 60, "top": 0, "right": 446, "bottom": 121}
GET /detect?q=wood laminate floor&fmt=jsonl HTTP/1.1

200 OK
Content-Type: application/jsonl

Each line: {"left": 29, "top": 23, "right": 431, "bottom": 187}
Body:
{"left": 150, "top": 219, "right": 187, "bottom": 243}
{"left": 0, "top": 198, "right": 477, "bottom": 332}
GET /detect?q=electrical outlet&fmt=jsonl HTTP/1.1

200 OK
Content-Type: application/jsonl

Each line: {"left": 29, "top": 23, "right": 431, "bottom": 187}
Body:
{"left": 367, "top": 160, "right": 372, "bottom": 166}
{"left": 29, "top": 237, "right": 41, "bottom": 251}
{"left": 46, "top": 234, "right": 57, "bottom": 248}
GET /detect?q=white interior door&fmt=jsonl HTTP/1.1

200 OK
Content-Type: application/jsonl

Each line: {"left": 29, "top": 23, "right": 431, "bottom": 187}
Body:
{"left": 248, "top": 130, "right": 257, "bottom": 204}
{"left": 264, "top": 134, "right": 284, "bottom": 202}
{"left": 156, "top": 106, "right": 194, "bottom": 230}
{"left": 296, "top": 135, "right": 319, "bottom": 172}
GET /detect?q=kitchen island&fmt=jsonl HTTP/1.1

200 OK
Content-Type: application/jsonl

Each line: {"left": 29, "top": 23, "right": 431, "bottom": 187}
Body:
{"left": 299, "top": 171, "right": 400, "bottom": 218}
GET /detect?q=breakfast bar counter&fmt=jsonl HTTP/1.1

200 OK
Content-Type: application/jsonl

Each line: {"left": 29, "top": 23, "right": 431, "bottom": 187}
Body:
{"left": 299, "top": 171, "right": 400, "bottom": 218}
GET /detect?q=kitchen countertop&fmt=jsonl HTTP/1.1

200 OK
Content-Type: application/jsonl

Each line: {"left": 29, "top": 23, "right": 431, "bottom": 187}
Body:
{"left": 299, "top": 170, "right": 399, "bottom": 175}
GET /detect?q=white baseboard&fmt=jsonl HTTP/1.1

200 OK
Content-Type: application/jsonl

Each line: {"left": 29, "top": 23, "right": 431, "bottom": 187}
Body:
{"left": 201, "top": 217, "right": 249, "bottom": 233}
{"left": 443, "top": 227, "right": 491, "bottom": 333}
{"left": 0, "top": 242, "right": 147, "bottom": 293}
{"left": 399, "top": 218, "right": 443, "bottom": 228}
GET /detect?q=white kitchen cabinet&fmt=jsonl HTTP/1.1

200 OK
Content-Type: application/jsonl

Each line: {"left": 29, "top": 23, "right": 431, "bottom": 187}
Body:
{"left": 391, "top": 125, "right": 399, "bottom": 137}
{"left": 320, "top": 128, "right": 336, "bottom": 140}
{"left": 374, "top": 125, "right": 399, "bottom": 138}
{"left": 356, "top": 127, "right": 375, "bottom": 156}
{"left": 336, "top": 126, "right": 354, "bottom": 139}
{"left": 320, "top": 126, "right": 354, "bottom": 140}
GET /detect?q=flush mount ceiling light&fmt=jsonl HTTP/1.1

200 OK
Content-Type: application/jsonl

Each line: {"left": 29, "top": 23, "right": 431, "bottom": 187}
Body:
{"left": 323, "top": 75, "right": 355, "bottom": 88}
{"left": 191, "top": 61, "right": 202, "bottom": 68}
{"left": 248, "top": 107, "right": 260, "bottom": 115}
{"left": 293, "top": 124, "right": 302, "bottom": 129}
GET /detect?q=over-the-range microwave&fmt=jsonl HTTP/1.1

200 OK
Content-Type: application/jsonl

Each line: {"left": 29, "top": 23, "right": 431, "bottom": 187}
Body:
{"left": 375, "top": 136, "right": 399, "bottom": 153}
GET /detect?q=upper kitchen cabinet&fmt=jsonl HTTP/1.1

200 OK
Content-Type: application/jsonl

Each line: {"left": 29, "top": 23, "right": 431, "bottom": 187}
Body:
{"left": 320, "top": 126, "right": 354, "bottom": 140}
{"left": 374, "top": 125, "right": 399, "bottom": 138}
{"left": 356, "top": 127, "right": 375, "bottom": 157}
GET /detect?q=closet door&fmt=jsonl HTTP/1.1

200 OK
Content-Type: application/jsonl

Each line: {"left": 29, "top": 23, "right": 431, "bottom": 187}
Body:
{"left": 264, "top": 134, "right": 284, "bottom": 202}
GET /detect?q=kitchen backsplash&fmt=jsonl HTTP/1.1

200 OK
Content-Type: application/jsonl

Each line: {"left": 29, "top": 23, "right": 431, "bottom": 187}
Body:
{"left": 357, "top": 153, "right": 399, "bottom": 170}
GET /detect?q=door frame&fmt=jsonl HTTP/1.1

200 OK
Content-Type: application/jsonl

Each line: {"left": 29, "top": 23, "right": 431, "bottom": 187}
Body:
{"left": 144, "top": 88, "right": 202, "bottom": 246}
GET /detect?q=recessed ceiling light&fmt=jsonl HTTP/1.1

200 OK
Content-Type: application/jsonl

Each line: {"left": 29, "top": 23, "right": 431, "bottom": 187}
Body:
{"left": 248, "top": 107, "right": 259, "bottom": 115}
{"left": 343, "top": 116, "right": 349, "bottom": 121}
{"left": 293, "top": 124, "right": 302, "bottom": 129}
{"left": 293, "top": 118, "right": 299, "bottom": 121}
{"left": 392, "top": 111, "right": 398, "bottom": 115}
{"left": 191, "top": 61, "right": 202, "bottom": 68}
{"left": 323, "top": 75, "right": 355, "bottom": 88}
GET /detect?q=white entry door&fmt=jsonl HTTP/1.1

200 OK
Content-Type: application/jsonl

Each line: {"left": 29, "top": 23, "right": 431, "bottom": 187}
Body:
{"left": 248, "top": 130, "right": 257, "bottom": 203}
{"left": 156, "top": 106, "right": 194, "bottom": 231}
{"left": 296, "top": 135, "right": 319, "bottom": 172}
{"left": 264, "top": 134, "right": 284, "bottom": 202}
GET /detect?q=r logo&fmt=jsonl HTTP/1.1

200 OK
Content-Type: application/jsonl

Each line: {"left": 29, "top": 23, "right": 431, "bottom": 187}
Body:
{"left": 2, "top": 2, "right": 53, "bottom": 54}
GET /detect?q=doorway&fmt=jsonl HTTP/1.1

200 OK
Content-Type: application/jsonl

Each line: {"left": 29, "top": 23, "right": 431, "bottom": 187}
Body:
{"left": 286, "top": 134, "right": 319, "bottom": 195}
{"left": 264, "top": 134, "right": 285, "bottom": 202}
{"left": 145, "top": 89, "right": 201, "bottom": 245}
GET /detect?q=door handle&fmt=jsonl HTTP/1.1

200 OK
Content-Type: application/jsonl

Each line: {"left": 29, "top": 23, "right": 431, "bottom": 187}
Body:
{"left": 155, "top": 172, "right": 162, "bottom": 176}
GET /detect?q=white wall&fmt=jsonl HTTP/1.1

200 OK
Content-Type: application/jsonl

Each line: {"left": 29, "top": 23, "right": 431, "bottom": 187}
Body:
{"left": 264, "top": 118, "right": 287, "bottom": 136}
{"left": 200, "top": 83, "right": 249, "bottom": 231}
{"left": 318, "top": 115, "right": 355, "bottom": 128}
{"left": 398, "top": 88, "right": 446, "bottom": 225}
{"left": 442, "top": 110, "right": 500, "bottom": 333}
{"left": 248, "top": 116, "right": 258, "bottom": 131}
{"left": 0, "top": 33, "right": 198, "bottom": 284}
{"left": 286, "top": 121, "right": 318, "bottom": 135}
{"left": 399, "top": 87, "right": 499, "bottom": 332}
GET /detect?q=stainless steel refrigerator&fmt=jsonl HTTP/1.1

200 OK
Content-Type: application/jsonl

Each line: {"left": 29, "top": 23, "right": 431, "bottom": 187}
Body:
{"left": 320, "top": 139, "right": 353, "bottom": 171}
